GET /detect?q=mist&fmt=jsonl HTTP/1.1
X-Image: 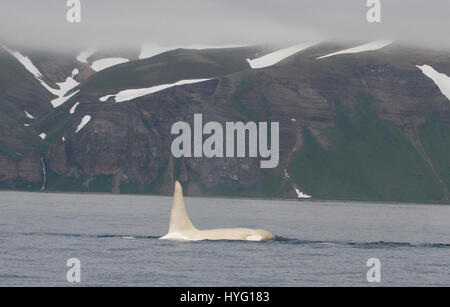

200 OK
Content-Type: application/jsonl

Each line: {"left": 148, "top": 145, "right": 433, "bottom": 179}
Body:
{"left": 1, "top": 0, "right": 449, "bottom": 52}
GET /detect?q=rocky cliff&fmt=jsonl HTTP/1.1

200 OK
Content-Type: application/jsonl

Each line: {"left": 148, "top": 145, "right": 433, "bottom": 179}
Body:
{"left": 0, "top": 42, "right": 449, "bottom": 203}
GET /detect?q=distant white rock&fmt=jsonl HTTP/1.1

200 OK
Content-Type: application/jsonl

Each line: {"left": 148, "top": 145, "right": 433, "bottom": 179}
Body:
{"left": 100, "top": 78, "right": 212, "bottom": 103}
{"left": 91, "top": 58, "right": 129, "bottom": 72}
{"left": 417, "top": 65, "right": 450, "bottom": 101}
{"left": 295, "top": 188, "right": 312, "bottom": 199}
{"left": 284, "top": 169, "right": 290, "bottom": 179}
{"left": 75, "top": 115, "right": 92, "bottom": 133}
{"left": 247, "top": 42, "right": 317, "bottom": 69}
{"left": 69, "top": 102, "right": 80, "bottom": 114}
{"left": 24, "top": 110, "right": 36, "bottom": 119}
{"left": 317, "top": 40, "right": 393, "bottom": 59}
{"left": 39, "top": 133, "right": 46, "bottom": 140}
{"left": 77, "top": 49, "right": 96, "bottom": 63}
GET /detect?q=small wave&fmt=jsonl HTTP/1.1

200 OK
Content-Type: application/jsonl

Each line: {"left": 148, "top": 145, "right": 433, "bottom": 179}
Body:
{"left": 13, "top": 233, "right": 450, "bottom": 248}
{"left": 274, "top": 236, "right": 450, "bottom": 249}
{"left": 0, "top": 274, "right": 37, "bottom": 279}
{"left": 18, "top": 232, "right": 160, "bottom": 240}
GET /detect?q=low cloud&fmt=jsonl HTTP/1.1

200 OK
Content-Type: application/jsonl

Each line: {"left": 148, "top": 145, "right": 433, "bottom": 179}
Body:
{"left": 1, "top": 0, "right": 449, "bottom": 52}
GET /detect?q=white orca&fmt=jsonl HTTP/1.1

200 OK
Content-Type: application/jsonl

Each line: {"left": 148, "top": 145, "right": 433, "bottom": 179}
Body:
{"left": 159, "top": 181, "right": 275, "bottom": 241}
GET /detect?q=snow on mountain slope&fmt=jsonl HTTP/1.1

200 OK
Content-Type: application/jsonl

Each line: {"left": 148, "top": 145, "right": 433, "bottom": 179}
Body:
{"left": 77, "top": 49, "right": 97, "bottom": 63}
{"left": 91, "top": 58, "right": 129, "bottom": 72}
{"left": 48, "top": 70, "right": 80, "bottom": 108}
{"left": 139, "top": 44, "right": 247, "bottom": 59}
{"left": 99, "top": 78, "right": 212, "bottom": 103}
{"left": 417, "top": 65, "right": 450, "bottom": 101}
{"left": 316, "top": 40, "right": 393, "bottom": 59}
{"left": 25, "top": 110, "right": 36, "bottom": 119}
{"left": 75, "top": 115, "right": 92, "bottom": 133}
{"left": 247, "top": 42, "right": 317, "bottom": 69}
{"left": 2, "top": 45, "right": 80, "bottom": 108}
{"left": 69, "top": 102, "right": 80, "bottom": 114}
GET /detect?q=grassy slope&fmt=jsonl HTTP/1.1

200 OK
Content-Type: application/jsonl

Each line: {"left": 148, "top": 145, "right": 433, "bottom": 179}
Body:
{"left": 290, "top": 93, "right": 443, "bottom": 202}
{"left": 419, "top": 111, "right": 450, "bottom": 191}
{"left": 81, "top": 48, "right": 255, "bottom": 95}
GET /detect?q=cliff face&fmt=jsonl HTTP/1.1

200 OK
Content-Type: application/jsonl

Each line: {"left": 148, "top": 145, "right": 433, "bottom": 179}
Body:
{"left": 0, "top": 42, "right": 449, "bottom": 203}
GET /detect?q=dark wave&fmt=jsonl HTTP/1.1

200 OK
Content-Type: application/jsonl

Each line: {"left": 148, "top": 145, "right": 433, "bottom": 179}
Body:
{"left": 274, "top": 236, "right": 450, "bottom": 249}
{"left": 18, "top": 232, "right": 160, "bottom": 240}
{"left": 13, "top": 232, "right": 450, "bottom": 249}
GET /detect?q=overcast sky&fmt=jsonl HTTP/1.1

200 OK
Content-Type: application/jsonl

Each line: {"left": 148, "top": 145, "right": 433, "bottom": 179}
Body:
{"left": 1, "top": 0, "right": 449, "bottom": 51}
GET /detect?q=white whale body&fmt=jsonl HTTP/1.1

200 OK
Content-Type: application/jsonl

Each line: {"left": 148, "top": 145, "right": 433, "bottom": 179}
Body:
{"left": 160, "top": 181, "right": 275, "bottom": 242}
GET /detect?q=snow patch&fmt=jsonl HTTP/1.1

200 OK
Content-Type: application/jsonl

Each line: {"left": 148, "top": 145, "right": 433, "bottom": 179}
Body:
{"left": 75, "top": 115, "right": 92, "bottom": 133}
{"left": 91, "top": 58, "right": 129, "bottom": 72}
{"left": 2, "top": 45, "right": 80, "bottom": 108}
{"left": 69, "top": 102, "right": 80, "bottom": 114}
{"left": 24, "top": 123, "right": 31, "bottom": 127}
{"left": 247, "top": 42, "right": 317, "bottom": 69}
{"left": 417, "top": 65, "right": 450, "bottom": 101}
{"left": 317, "top": 40, "right": 393, "bottom": 59}
{"left": 100, "top": 79, "right": 212, "bottom": 103}
{"left": 295, "top": 188, "right": 312, "bottom": 199}
{"left": 39, "top": 133, "right": 46, "bottom": 140}
{"left": 50, "top": 89, "right": 80, "bottom": 108}
{"left": 77, "top": 49, "right": 96, "bottom": 63}
{"left": 25, "top": 110, "right": 36, "bottom": 119}
{"left": 50, "top": 76, "right": 80, "bottom": 108}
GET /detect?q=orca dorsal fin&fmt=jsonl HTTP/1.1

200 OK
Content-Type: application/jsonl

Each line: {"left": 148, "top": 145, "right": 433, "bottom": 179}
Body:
{"left": 168, "top": 181, "right": 197, "bottom": 233}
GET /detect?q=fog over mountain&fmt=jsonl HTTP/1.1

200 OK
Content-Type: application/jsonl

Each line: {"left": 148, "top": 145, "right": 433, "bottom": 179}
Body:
{"left": 1, "top": 0, "right": 450, "bottom": 51}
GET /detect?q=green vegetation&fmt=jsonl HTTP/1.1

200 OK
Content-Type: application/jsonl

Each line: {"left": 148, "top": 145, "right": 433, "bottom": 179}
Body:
{"left": 290, "top": 93, "right": 443, "bottom": 202}
{"left": 419, "top": 111, "right": 450, "bottom": 191}
{"left": 37, "top": 111, "right": 71, "bottom": 143}
{"left": 0, "top": 178, "right": 41, "bottom": 191}
{"left": 81, "top": 50, "right": 250, "bottom": 94}
{"left": 231, "top": 76, "right": 261, "bottom": 121}
{"left": 45, "top": 169, "right": 113, "bottom": 193}
{"left": 0, "top": 139, "right": 20, "bottom": 160}
{"left": 0, "top": 111, "right": 48, "bottom": 155}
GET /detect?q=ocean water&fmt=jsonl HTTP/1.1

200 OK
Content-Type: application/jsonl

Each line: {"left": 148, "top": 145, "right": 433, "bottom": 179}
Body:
{"left": 0, "top": 191, "right": 448, "bottom": 287}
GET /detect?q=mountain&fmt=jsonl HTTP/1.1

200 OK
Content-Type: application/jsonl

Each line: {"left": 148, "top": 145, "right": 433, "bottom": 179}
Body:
{"left": 0, "top": 41, "right": 449, "bottom": 203}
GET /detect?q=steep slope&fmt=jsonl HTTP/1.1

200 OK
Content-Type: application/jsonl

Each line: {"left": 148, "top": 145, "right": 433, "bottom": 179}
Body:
{"left": 0, "top": 42, "right": 449, "bottom": 203}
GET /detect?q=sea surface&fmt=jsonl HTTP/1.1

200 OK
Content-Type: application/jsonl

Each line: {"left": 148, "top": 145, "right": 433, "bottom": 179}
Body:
{"left": 0, "top": 191, "right": 449, "bottom": 286}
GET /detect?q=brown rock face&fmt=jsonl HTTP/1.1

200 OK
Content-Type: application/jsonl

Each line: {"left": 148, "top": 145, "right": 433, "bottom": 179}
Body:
{"left": 17, "top": 153, "right": 42, "bottom": 183}
{"left": 47, "top": 144, "right": 69, "bottom": 175}
{"left": 0, "top": 43, "right": 449, "bottom": 202}
{"left": 0, "top": 156, "right": 18, "bottom": 181}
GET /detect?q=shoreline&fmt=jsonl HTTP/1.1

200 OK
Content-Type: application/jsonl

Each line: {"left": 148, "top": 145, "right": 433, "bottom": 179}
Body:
{"left": 0, "top": 188, "right": 448, "bottom": 207}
